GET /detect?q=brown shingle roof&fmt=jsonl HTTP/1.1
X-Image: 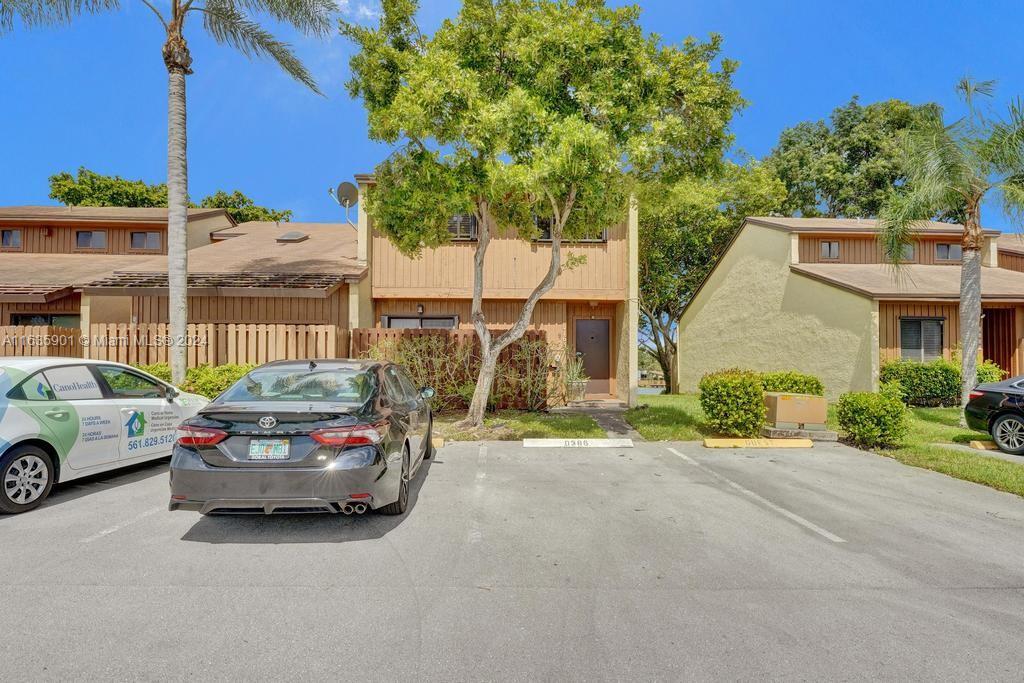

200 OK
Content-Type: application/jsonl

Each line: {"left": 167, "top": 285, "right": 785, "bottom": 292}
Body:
{"left": 0, "top": 206, "right": 233, "bottom": 224}
{"left": 748, "top": 216, "right": 999, "bottom": 236}
{"left": 0, "top": 253, "right": 145, "bottom": 302}
{"left": 791, "top": 263, "right": 1024, "bottom": 301}
{"left": 997, "top": 233, "right": 1024, "bottom": 255}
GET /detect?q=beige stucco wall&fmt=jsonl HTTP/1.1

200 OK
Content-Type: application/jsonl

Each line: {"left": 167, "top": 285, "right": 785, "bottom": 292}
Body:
{"left": 676, "top": 224, "right": 878, "bottom": 399}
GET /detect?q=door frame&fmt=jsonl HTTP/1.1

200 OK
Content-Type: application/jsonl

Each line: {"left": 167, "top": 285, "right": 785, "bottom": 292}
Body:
{"left": 572, "top": 313, "right": 615, "bottom": 398}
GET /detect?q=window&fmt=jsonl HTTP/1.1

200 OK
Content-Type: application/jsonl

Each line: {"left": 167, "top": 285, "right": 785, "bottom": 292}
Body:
{"left": 96, "top": 366, "right": 165, "bottom": 399}
{"left": 8, "top": 372, "right": 55, "bottom": 401}
{"left": 395, "top": 367, "right": 421, "bottom": 400}
{"left": 900, "top": 243, "right": 916, "bottom": 261}
{"left": 9, "top": 313, "right": 80, "bottom": 327}
{"left": 900, "top": 318, "right": 943, "bottom": 362}
{"left": 1, "top": 229, "right": 21, "bottom": 249}
{"left": 76, "top": 230, "right": 107, "bottom": 249}
{"left": 217, "top": 366, "right": 375, "bottom": 404}
{"left": 936, "top": 243, "right": 962, "bottom": 261}
{"left": 382, "top": 315, "right": 458, "bottom": 329}
{"left": 42, "top": 365, "right": 103, "bottom": 400}
{"left": 819, "top": 240, "right": 840, "bottom": 260}
{"left": 448, "top": 214, "right": 478, "bottom": 241}
{"left": 130, "top": 231, "right": 161, "bottom": 250}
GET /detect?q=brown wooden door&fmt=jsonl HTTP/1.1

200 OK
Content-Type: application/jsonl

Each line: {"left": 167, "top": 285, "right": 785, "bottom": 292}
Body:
{"left": 983, "top": 308, "right": 1016, "bottom": 376}
{"left": 575, "top": 319, "right": 611, "bottom": 395}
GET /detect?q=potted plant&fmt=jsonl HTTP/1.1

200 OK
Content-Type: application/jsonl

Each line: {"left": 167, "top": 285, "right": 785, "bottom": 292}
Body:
{"left": 564, "top": 353, "right": 589, "bottom": 403}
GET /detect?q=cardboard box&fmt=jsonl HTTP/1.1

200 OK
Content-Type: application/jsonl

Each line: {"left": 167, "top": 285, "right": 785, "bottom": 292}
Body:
{"left": 763, "top": 392, "right": 828, "bottom": 429}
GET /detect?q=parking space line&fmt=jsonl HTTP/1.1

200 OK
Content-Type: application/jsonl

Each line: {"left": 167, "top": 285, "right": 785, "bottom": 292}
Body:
{"left": 80, "top": 506, "right": 164, "bottom": 544}
{"left": 666, "top": 447, "right": 846, "bottom": 544}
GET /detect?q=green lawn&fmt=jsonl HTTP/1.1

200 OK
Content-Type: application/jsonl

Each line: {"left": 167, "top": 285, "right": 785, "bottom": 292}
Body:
{"left": 433, "top": 410, "right": 606, "bottom": 441}
{"left": 626, "top": 394, "right": 1024, "bottom": 497}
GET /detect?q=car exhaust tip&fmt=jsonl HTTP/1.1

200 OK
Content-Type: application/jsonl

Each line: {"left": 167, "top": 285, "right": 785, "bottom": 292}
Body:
{"left": 341, "top": 504, "right": 355, "bottom": 515}
{"left": 354, "top": 503, "right": 367, "bottom": 514}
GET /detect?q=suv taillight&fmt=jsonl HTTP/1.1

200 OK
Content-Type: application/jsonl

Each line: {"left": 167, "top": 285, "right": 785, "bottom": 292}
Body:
{"left": 969, "top": 390, "right": 986, "bottom": 400}
{"left": 176, "top": 425, "right": 228, "bottom": 446}
{"left": 311, "top": 421, "right": 389, "bottom": 447}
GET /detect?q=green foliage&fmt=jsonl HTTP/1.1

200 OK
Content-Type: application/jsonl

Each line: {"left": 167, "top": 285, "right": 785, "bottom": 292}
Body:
{"left": 199, "top": 190, "right": 292, "bottom": 223}
{"left": 766, "top": 97, "right": 938, "bottom": 218}
{"left": 880, "top": 358, "right": 1006, "bottom": 407}
{"left": 759, "top": 371, "right": 825, "bottom": 396}
{"left": 130, "top": 362, "right": 254, "bottom": 397}
{"left": 698, "top": 369, "right": 767, "bottom": 437}
{"left": 136, "top": 363, "right": 172, "bottom": 383}
{"left": 48, "top": 167, "right": 291, "bottom": 223}
{"left": 364, "top": 334, "right": 552, "bottom": 412}
{"left": 836, "top": 388, "right": 909, "bottom": 449}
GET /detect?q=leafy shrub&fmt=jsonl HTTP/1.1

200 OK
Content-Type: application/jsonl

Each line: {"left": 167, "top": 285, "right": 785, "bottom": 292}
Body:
{"left": 136, "top": 363, "right": 172, "bottom": 382}
{"left": 181, "top": 364, "right": 255, "bottom": 398}
{"left": 698, "top": 369, "right": 767, "bottom": 437}
{"left": 836, "top": 386, "right": 908, "bottom": 448}
{"left": 759, "top": 371, "right": 825, "bottom": 396}
{"left": 880, "top": 358, "right": 1006, "bottom": 406}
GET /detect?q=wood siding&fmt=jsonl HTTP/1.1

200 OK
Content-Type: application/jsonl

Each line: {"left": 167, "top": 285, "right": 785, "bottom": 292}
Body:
{"left": 799, "top": 235, "right": 964, "bottom": 265}
{"left": 0, "top": 225, "right": 169, "bottom": 255}
{"left": 0, "top": 293, "right": 81, "bottom": 325}
{"left": 370, "top": 221, "right": 629, "bottom": 300}
{"left": 999, "top": 250, "right": 1024, "bottom": 273}
{"left": 132, "top": 287, "right": 349, "bottom": 327}
{"left": 879, "top": 301, "right": 1024, "bottom": 374}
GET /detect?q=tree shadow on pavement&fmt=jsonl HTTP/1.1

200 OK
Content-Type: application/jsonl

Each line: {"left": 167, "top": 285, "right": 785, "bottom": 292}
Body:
{"left": 178, "top": 458, "right": 436, "bottom": 544}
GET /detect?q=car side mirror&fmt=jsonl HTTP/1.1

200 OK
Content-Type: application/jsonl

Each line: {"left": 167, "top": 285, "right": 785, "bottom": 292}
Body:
{"left": 420, "top": 387, "right": 435, "bottom": 400}
{"left": 164, "top": 385, "right": 179, "bottom": 401}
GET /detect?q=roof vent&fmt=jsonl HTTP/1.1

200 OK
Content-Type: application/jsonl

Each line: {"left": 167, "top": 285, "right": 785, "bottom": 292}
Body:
{"left": 276, "top": 230, "right": 309, "bottom": 243}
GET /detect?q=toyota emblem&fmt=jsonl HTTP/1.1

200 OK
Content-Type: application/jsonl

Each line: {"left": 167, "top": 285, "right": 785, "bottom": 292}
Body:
{"left": 258, "top": 416, "right": 278, "bottom": 429}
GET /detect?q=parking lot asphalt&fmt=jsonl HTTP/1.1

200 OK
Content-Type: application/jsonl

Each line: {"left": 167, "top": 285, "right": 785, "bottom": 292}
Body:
{"left": 3, "top": 440, "right": 1024, "bottom": 681}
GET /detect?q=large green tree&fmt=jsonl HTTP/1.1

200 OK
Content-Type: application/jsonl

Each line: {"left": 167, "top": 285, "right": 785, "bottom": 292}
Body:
{"left": 639, "top": 161, "right": 786, "bottom": 392}
{"left": 8, "top": 1, "right": 333, "bottom": 383}
{"left": 877, "top": 79, "right": 1024, "bottom": 420}
{"left": 767, "top": 97, "right": 938, "bottom": 218}
{"left": 48, "top": 168, "right": 292, "bottom": 223}
{"left": 342, "top": 0, "right": 742, "bottom": 426}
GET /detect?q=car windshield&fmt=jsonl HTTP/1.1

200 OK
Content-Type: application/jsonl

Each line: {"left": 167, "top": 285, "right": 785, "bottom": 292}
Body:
{"left": 217, "top": 367, "right": 375, "bottom": 404}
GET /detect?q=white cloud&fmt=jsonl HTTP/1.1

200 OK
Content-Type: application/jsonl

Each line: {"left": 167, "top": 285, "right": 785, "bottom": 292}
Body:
{"left": 339, "top": 0, "right": 380, "bottom": 23}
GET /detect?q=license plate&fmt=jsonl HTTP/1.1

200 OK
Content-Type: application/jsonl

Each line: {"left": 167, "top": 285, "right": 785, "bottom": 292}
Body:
{"left": 248, "top": 438, "right": 290, "bottom": 460}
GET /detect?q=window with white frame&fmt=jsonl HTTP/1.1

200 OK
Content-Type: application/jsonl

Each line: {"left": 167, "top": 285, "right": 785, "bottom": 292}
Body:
{"left": 76, "top": 230, "right": 107, "bottom": 249}
{"left": 935, "top": 242, "right": 962, "bottom": 261}
{"left": 1, "top": 229, "right": 21, "bottom": 249}
{"left": 820, "top": 240, "right": 840, "bottom": 260}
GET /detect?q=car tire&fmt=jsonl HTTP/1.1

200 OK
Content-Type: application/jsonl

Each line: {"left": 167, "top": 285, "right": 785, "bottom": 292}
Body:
{"left": 423, "top": 414, "right": 434, "bottom": 460}
{"left": 992, "top": 414, "right": 1024, "bottom": 455}
{"left": 378, "top": 447, "right": 410, "bottom": 516}
{"left": 0, "top": 445, "right": 55, "bottom": 514}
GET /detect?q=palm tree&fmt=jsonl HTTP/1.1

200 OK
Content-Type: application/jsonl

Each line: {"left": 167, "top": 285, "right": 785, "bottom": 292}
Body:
{"left": 878, "top": 79, "right": 1024, "bottom": 420}
{"left": 5, "top": 0, "right": 334, "bottom": 383}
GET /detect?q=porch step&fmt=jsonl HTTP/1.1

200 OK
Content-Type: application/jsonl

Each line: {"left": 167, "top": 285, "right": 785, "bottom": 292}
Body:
{"left": 560, "top": 399, "right": 628, "bottom": 410}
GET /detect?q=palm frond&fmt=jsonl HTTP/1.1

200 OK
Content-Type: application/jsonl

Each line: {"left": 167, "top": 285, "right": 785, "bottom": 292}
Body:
{"left": 230, "top": 0, "right": 336, "bottom": 37}
{"left": 195, "top": 0, "right": 321, "bottom": 95}
{"left": 1, "top": 0, "right": 118, "bottom": 32}
{"left": 986, "top": 97, "right": 1024, "bottom": 175}
{"left": 957, "top": 76, "right": 996, "bottom": 108}
{"left": 1002, "top": 173, "right": 1024, "bottom": 225}
{"left": 900, "top": 113, "right": 975, "bottom": 197}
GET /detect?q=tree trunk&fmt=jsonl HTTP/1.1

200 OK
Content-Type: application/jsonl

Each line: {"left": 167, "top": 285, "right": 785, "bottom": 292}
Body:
{"left": 164, "top": 26, "right": 192, "bottom": 385}
{"left": 958, "top": 201, "right": 983, "bottom": 426}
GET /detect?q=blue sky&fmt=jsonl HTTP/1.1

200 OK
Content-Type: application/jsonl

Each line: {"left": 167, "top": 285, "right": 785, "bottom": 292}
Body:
{"left": 2, "top": 0, "right": 1023, "bottom": 226}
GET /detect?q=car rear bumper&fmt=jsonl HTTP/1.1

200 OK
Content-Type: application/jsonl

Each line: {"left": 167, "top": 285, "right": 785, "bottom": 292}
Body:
{"left": 964, "top": 404, "right": 990, "bottom": 433}
{"left": 168, "top": 446, "right": 398, "bottom": 514}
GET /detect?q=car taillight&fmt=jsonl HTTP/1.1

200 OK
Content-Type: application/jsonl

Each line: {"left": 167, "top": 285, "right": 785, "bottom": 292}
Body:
{"left": 176, "top": 425, "right": 228, "bottom": 446}
{"left": 311, "top": 421, "right": 389, "bottom": 447}
{"left": 969, "top": 390, "right": 986, "bottom": 400}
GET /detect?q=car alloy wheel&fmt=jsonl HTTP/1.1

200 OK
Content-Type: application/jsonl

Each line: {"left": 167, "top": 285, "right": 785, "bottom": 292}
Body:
{"left": 994, "top": 415, "right": 1024, "bottom": 452}
{"left": 4, "top": 454, "right": 49, "bottom": 505}
{"left": 398, "top": 450, "right": 410, "bottom": 510}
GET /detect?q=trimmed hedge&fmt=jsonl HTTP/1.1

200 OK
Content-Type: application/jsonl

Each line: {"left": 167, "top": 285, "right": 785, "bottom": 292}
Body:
{"left": 880, "top": 358, "right": 1006, "bottom": 407}
{"left": 836, "top": 384, "right": 908, "bottom": 448}
{"left": 133, "top": 362, "right": 254, "bottom": 399}
{"left": 759, "top": 371, "right": 825, "bottom": 396}
{"left": 698, "top": 369, "right": 767, "bottom": 437}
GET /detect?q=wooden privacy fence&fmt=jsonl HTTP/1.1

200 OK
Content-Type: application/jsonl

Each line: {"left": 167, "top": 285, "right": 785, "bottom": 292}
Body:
{"left": 0, "top": 326, "right": 82, "bottom": 358}
{"left": 85, "top": 323, "right": 350, "bottom": 367}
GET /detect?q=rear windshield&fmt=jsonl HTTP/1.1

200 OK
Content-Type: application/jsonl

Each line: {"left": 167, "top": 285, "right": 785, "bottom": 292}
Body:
{"left": 217, "top": 367, "right": 375, "bottom": 404}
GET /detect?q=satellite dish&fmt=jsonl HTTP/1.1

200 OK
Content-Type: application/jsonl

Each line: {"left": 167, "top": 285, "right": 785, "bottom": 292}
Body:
{"left": 331, "top": 181, "right": 359, "bottom": 209}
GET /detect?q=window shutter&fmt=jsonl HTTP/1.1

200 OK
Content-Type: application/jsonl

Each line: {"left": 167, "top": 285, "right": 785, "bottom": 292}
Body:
{"left": 900, "top": 319, "right": 922, "bottom": 360}
{"left": 922, "top": 319, "right": 943, "bottom": 361}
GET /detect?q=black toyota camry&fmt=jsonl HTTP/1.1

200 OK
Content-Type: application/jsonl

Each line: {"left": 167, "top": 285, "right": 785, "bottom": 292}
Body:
{"left": 966, "top": 375, "right": 1024, "bottom": 455}
{"left": 168, "top": 359, "right": 434, "bottom": 515}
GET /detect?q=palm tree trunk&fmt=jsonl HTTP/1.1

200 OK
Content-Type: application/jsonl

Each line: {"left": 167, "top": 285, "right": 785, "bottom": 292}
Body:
{"left": 959, "top": 201, "right": 984, "bottom": 426}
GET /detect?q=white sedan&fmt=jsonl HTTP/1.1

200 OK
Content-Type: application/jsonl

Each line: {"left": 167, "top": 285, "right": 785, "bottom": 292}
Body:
{"left": 0, "top": 358, "right": 208, "bottom": 513}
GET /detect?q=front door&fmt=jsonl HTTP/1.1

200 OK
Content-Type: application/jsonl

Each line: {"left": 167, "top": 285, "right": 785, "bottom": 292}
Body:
{"left": 575, "top": 319, "right": 611, "bottom": 395}
{"left": 983, "top": 308, "right": 1016, "bottom": 375}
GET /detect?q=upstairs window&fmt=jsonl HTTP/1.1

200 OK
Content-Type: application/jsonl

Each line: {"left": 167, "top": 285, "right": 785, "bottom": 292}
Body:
{"left": 936, "top": 243, "right": 962, "bottom": 261}
{"left": 900, "top": 243, "right": 916, "bottom": 261}
{"left": 76, "top": 230, "right": 107, "bottom": 249}
{"left": 533, "top": 216, "right": 607, "bottom": 243}
{"left": 900, "top": 318, "right": 943, "bottom": 362}
{"left": 1, "top": 229, "right": 21, "bottom": 249}
{"left": 819, "top": 240, "right": 840, "bottom": 260}
{"left": 448, "top": 214, "right": 478, "bottom": 241}
{"left": 130, "top": 231, "right": 161, "bottom": 250}
{"left": 381, "top": 315, "right": 458, "bottom": 329}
